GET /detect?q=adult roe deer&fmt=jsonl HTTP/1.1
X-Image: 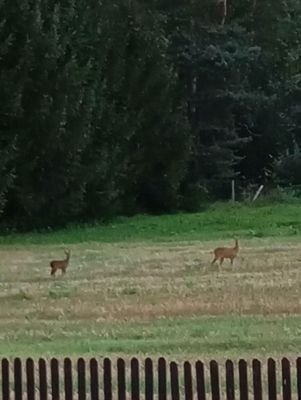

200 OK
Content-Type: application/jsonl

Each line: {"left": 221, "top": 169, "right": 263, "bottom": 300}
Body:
{"left": 50, "top": 249, "right": 71, "bottom": 277}
{"left": 211, "top": 239, "right": 239, "bottom": 266}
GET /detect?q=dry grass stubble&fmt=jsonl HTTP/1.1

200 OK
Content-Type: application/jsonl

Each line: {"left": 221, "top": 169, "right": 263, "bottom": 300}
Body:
{"left": 0, "top": 239, "right": 301, "bottom": 324}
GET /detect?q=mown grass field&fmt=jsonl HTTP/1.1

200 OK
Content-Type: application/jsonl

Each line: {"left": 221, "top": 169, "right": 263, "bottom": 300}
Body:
{"left": 1, "top": 202, "right": 301, "bottom": 358}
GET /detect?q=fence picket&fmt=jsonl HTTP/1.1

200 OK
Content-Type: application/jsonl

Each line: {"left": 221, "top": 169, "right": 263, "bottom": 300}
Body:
{"left": 90, "top": 358, "right": 99, "bottom": 400}
{"left": 282, "top": 358, "right": 291, "bottom": 400}
{"left": 103, "top": 358, "right": 112, "bottom": 400}
{"left": 64, "top": 358, "right": 73, "bottom": 400}
{"left": 238, "top": 359, "right": 248, "bottom": 400}
{"left": 117, "top": 358, "right": 126, "bottom": 400}
{"left": 26, "top": 358, "right": 35, "bottom": 400}
{"left": 196, "top": 361, "right": 206, "bottom": 400}
{"left": 267, "top": 358, "right": 277, "bottom": 400}
{"left": 38, "top": 358, "right": 47, "bottom": 400}
{"left": 210, "top": 360, "right": 220, "bottom": 400}
{"left": 170, "top": 362, "right": 180, "bottom": 400}
{"left": 297, "top": 358, "right": 301, "bottom": 400}
{"left": 225, "top": 360, "right": 235, "bottom": 400}
{"left": 14, "top": 358, "right": 22, "bottom": 400}
{"left": 78, "top": 358, "right": 86, "bottom": 400}
{"left": 0, "top": 356, "right": 298, "bottom": 399}
{"left": 184, "top": 361, "right": 193, "bottom": 400}
{"left": 50, "top": 358, "right": 60, "bottom": 400}
{"left": 158, "top": 358, "right": 167, "bottom": 400}
{"left": 252, "top": 359, "right": 263, "bottom": 400}
{"left": 131, "top": 358, "right": 140, "bottom": 400}
{"left": 2, "top": 358, "right": 10, "bottom": 400}
{"left": 145, "top": 358, "right": 154, "bottom": 400}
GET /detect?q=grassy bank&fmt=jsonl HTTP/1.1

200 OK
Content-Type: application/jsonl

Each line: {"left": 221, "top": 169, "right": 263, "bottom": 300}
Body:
{"left": 0, "top": 315, "right": 300, "bottom": 358}
{"left": 0, "top": 202, "right": 300, "bottom": 246}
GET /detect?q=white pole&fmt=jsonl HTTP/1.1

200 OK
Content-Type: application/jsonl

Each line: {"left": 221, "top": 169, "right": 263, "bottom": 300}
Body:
{"left": 253, "top": 185, "right": 264, "bottom": 202}
{"left": 231, "top": 179, "right": 235, "bottom": 202}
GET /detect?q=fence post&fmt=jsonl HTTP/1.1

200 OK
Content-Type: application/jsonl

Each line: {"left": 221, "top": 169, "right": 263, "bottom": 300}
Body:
{"left": 231, "top": 180, "right": 235, "bottom": 202}
{"left": 252, "top": 185, "right": 264, "bottom": 202}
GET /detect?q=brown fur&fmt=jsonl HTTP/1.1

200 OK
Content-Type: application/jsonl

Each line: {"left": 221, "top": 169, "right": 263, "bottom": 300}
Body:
{"left": 211, "top": 239, "right": 239, "bottom": 266}
{"left": 50, "top": 249, "right": 71, "bottom": 277}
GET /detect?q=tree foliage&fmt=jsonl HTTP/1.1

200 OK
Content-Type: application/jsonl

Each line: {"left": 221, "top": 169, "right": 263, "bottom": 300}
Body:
{"left": 0, "top": 0, "right": 300, "bottom": 229}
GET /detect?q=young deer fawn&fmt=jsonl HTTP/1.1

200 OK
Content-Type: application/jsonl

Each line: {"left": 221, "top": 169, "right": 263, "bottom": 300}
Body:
{"left": 50, "top": 249, "right": 71, "bottom": 277}
{"left": 211, "top": 239, "right": 239, "bottom": 266}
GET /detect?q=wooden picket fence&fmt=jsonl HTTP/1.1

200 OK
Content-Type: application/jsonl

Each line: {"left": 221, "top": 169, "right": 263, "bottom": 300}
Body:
{"left": 1, "top": 356, "right": 301, "bottom": 399}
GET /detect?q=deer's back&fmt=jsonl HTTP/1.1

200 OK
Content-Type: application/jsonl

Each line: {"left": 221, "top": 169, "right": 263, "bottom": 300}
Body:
{"left": 214, "top": 247, "right": 237, "bottom": 257}
{"left": 50, "top": 259, "right": 68, "bottom": 268}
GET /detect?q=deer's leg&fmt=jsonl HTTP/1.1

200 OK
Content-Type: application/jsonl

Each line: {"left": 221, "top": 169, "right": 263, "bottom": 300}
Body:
{"left": 211, "top": 256, "right": 218, "bottom": 265}
{"left": 51, "top": 268, "right": 56, "bottom": 277}
{"left": 220, "top": 258, "right": 224, "bottom": 265}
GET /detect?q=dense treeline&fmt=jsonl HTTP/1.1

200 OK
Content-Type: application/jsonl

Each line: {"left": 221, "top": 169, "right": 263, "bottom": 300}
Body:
{"left": 0, "top": 0, "right": 300, "bottom": 230}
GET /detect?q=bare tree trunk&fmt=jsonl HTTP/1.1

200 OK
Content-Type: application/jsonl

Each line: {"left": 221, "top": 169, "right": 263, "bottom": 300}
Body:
{"left": 251, "top": 0, "right": 257, "bottom": 15}
{"left": 216, "top": 0, "right": 227, "bottom": 26}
